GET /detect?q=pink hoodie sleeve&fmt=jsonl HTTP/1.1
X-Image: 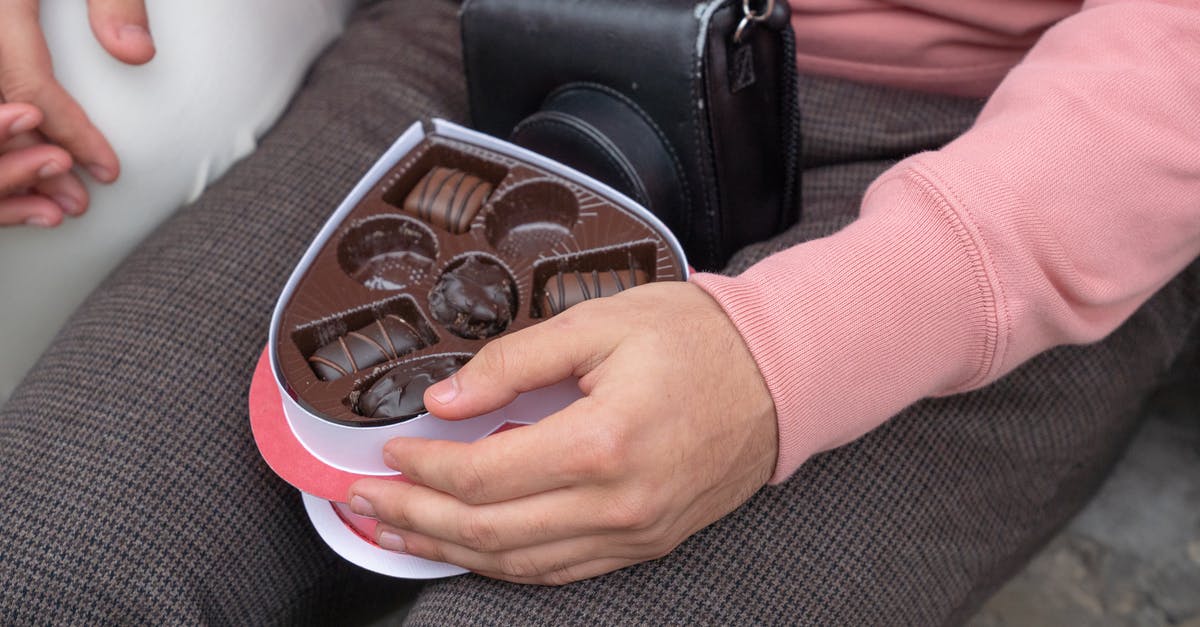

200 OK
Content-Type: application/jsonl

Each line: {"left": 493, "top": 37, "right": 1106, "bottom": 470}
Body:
{"left": 691, "top": 0, "right": 1200, "bottom": 484}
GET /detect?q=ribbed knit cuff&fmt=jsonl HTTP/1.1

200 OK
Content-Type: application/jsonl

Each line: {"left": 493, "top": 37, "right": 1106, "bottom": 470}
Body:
{"left": 692, "top": 157, "right": 1005, "bottom": 483}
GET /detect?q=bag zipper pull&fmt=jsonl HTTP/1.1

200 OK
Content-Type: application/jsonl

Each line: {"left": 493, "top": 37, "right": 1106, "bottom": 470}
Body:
{"left": 733, "top": 0, "right": 776, "bottom": 44}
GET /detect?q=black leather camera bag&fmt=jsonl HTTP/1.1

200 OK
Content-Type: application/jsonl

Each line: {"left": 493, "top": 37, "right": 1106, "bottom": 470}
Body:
{"left": 461, "top": 0, "right": 800, "bottom": 270}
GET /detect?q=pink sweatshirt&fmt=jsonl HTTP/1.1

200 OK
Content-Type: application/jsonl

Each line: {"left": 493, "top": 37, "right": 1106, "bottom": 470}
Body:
{"left": 691, "top": 0, "right": 1200, "bottom": 483}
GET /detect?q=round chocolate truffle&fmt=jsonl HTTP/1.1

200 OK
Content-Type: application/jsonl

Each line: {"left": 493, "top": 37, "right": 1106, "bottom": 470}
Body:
{"left": 357, "top": 355, "right": 468, "bottom": 421}
{"left": 429, "top": 256, "right": 517, "bottom": 339}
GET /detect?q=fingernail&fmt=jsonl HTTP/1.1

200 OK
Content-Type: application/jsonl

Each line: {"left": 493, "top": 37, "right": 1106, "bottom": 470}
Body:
{"left": 54, "top": 195, "right": 82, "bottom": 216}
{"left": 38, "top": 161, "right": 65, "bottom": 179}
{"left": 87, "top": 164, "right": 115, "bottom": 182}
{"left": 119, "top": 24, "right": 152, "bottom": 42}
{"left": 25, "top": 216, "right": 53, "bottom": 228}
{"left": 377, "top": 531, "right": 406, "bottom": 552}
{"left": 10, "top": 113, "right": 38, "bottom": 134}
{"left": 429, "top": 376, "right": 459, "bottom": 404}
{"left": 349, "top": 495, "right": 376, "bottom": 518}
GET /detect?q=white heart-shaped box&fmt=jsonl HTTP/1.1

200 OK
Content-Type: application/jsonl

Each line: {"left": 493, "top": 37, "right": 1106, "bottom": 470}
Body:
{"left": 251, "top": 119, "right": 688, "bottom": 577}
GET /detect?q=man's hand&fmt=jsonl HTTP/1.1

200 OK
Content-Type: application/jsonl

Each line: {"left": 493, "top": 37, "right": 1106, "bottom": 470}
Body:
{"left": 349, "top": 281, "right": 778, "bottom": 585}
{"left": 0, "top": 0, "right": 154, "bottom": 224}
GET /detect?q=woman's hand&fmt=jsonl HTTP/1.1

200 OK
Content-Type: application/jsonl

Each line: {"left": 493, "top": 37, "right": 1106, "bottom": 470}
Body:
{"left": 0, "top": 0, "right": 154, "bottom": 225}
{"left": 349, "top": 281, "right": 779, "bottom": 585}
{"left": 0, "top": 102, "right": 86, "bottom": 226}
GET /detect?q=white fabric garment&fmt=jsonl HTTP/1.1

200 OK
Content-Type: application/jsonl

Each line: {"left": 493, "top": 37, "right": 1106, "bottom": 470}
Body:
{"left": 0, "top": 0, "right": 355, "bottom": 400}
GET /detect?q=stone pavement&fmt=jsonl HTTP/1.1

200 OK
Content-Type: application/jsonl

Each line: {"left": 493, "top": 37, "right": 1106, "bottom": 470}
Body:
{"left": 969, "top": 377, "right": 1200, "bottom": 627}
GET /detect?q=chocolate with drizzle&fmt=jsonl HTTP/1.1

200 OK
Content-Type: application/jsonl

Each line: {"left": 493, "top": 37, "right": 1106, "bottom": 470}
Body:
{"left": 541, "top": 267, "right": 649, "bottom": 316}
{"left": 403, "top": 167, "right": 492, "bottom": 234}
{"left": 308, "top": 315, "right": 425, "bottom": 381}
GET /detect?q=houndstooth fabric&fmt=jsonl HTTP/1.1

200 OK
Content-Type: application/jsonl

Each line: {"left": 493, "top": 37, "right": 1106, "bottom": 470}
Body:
{"left": 1, "top": 1, "right": 1196, "bottom": 625}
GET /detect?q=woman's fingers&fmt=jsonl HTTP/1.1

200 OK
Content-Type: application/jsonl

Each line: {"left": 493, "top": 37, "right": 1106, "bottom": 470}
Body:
{"left": 0, "top": 103, "right": 43, "bottom": 142}
{"left": 0, "top": 194, "right": 62, "bottom": 227}
{"left": 1, "top": 126, "right": 89, "bottom": 218}
{"left": 36, "top": 171, "right": 89, "bottom": 217}
{"left": 0, "top": 0, "right": 121, "bottom": 182}
{"left": 86, "top": 0, "right": 155, "bottom": 65}
{"left": 0, "top": 142, "right": 72, "bottom": 196}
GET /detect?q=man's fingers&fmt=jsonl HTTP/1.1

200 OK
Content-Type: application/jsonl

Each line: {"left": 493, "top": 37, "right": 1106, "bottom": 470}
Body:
{"left": 378, "top": 526, "right": 640, "bottom": 585}
{"left": 0, "top": 194, "right": 62, "bottom": 227}
{"left": 382, "top": 399, "right": 622, "bottom": 503}
{"left": 87, "top": 0, "right": 155, "bottom": 65}
{"left": 0, "top": 1, "right": 120, "bottom": 182}
{"left": 0, "top": 142, "right": 72, "bottom": 195}
{"left": 384, "top": 528, "right": 609, "bottom": 580}
{"left": 474, "top": 556, "right": 639, "bottom": 586}
{"left": 425, "top": 307, "right": 617, "bottom": 420}
{"left": 350, "top": 477, "right": 620, "bottom": 551}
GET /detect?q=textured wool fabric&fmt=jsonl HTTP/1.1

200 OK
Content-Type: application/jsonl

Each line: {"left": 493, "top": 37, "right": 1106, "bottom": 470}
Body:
{"left": 0, "top": 2, "right": 1197, "bottom": 627}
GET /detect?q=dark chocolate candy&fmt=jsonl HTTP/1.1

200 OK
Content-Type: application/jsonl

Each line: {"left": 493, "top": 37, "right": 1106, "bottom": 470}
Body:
{"left": 308, "top": 315, "right": 424, "bottom": 381}
{"left": 429, "top": 256, "right": 516, "bottom": 339}
{"left": 358, "top": 355, "right": 467, "bottom": 420}
{"left": 541, "top": 267, "right": 649, "bottom": 316}
{"left": 404, "top": 167, "right": 492, "bottom": 234}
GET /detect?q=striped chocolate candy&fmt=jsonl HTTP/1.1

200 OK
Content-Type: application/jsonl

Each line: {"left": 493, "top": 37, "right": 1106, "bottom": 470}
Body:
{"left": 402, "top": 167, "right": 493, "bottom": 234}
{"left": 540, "top": 267, "right": 649, "bottom": 317}
{"left": 308, "top": 315, "right": 424, "bottom": 381}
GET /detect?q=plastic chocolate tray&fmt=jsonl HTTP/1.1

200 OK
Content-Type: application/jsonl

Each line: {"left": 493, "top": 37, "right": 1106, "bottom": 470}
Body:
{"left": 267, "top": 121, "right": 687, "bottom": 474}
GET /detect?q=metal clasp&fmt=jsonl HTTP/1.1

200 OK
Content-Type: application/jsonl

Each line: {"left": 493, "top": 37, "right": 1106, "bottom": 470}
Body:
{"left": 734, "top": 0, "right": 775, "bottom": 44}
